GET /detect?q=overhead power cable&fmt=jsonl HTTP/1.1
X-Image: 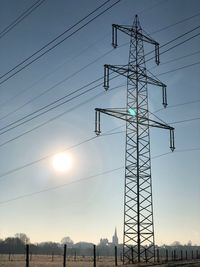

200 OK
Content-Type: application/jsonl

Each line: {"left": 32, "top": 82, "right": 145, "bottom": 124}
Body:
{"left": 1, "top": 8, "right": 198, "bottom": 115}
{"left": 170, "top": 117, "right": 200, "bottom": 124}
{"left": 160, "top": 32, "right": 200, "bottom": 56}
{"left": 0, "top": 47, "right": 114, "bottom": 122}
{"left": 0, "top": 72, "right": 120, "bottom": 135}
{"left": 154, "top": 99, "right": 200, "bottom": 114}
{"left": 150, "top": 11, "right": 200, "bottom": 35}
{"left": 0, "top": 52, "right": 199, "bottom": 137}
{"left": 0, "top": 147, "right": 199, "bottom": 205}
{"left": 0, "top": 80, "right": 102, "bottom": 134}
{"left": 3, "top": 46, "right": 200, "bottom": 123}
{"left": 145, "top": 27, "right": 200, "bottom": 63}
{"left": 0, "top": 57, "right": 198, "bottom": 142}
{"left": 0, "top": 0, "right": 46, "bottom": 39}
{"left": 0, "top": 0, "right": 121, "bottom": 86}
{"left": 151, "top": 148, "right": 200, "bottom": 159}
{"left": 0, "top": 24, "right": 199, "bottom": 145}
{"left": 145, "top": 24, "right": 200, "bottom": 59}
{"left": 0, "top": 124, "right": 125, "bottom": 180}
{"left": 138, "top": 0, "right": 167, "bottom": 16}
{"left": 0, "top": 83, "right": 125, "bottom": 149}
{"left": 0, "top": 167, "right": 123, "bottom": 205}
{"left": 0, "top": 108, "right": 199, "bottom": 181}
{"left": 152, "top": 49, "right": 200, "bottom": 68}
{"left": 158, "top": 24, "right": 200, "bottom": 49}
{"left": 0, "top": 32, "right": 110, "bottom": 110}
{"left": 0, "top": 12, "right": 198, "bottom": 123}
{"left": 157, "top": 61, "right": 200, "bottom": 76}
{"left": 12, "top": 25, "right": 200, "bottom": 116}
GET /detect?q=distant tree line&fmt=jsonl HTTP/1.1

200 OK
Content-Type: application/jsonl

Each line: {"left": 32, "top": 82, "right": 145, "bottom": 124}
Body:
{"left": 0, "top": 233, "right": 199, "bottom": 257}
{"left": 0, "top": 233, "right": 120, "bottom": 255}
{"left": 155, "top": 242, "right": 200, "bottom": 260}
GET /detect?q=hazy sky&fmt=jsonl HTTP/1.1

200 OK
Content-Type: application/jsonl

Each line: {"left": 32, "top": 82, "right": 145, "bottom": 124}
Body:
{"left": 0, "top": 0, "right": 199, "bottom": 246}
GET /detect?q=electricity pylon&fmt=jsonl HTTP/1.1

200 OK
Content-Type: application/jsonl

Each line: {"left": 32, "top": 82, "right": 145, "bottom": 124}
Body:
{"left": 94, "top": 15, "right": 175, "bottom": 263}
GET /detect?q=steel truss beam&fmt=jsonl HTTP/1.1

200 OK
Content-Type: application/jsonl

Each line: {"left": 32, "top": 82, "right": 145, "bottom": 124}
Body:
{"left": 94, "top": 15, "right": 175, "bottom": 263}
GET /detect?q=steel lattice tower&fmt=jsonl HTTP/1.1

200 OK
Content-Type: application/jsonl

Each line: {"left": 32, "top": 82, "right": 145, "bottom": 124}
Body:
{"left": 94, "top": 15, "right": 175, "bottom": 263}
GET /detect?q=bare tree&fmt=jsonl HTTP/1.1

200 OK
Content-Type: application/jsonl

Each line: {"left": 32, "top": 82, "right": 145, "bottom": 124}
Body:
{"left": 61, "top": 236, "right": 74, "bottom": 247}
{"left": 15, "top": 233, "right": 30, "bottom": 244}
{"left": 171, "top": 241, "right": 182, "bottom": 247}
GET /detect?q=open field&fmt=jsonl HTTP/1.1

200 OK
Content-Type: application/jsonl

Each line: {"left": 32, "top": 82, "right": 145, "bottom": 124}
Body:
{"left": 0, "top": 254, "right": 116, "bottom": 267}
{"left": 0, "top": 255, "right": 200, "bottom": 267}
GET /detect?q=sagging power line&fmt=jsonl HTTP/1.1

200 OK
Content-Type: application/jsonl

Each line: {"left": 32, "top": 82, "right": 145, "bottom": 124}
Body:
{"left": 0, "top": 0, "right": 121, "bottom": 86}
{"left": 1, "top": 12, "right": 199, "bottom": 127}
{"left": 0, "top": 147, "right": 199, "bottom": 205}
{"left": 0, "top": 0, "right": 46, "bottom": 40}
{"left": 1, "top": 26, "right": 199, "bottom": 136}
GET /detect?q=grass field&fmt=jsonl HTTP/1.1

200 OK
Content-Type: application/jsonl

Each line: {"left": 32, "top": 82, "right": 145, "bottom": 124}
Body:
{"left": 0, "top": 254, "right": 200, "bottom": 267}
{"left": 0, "top": 254, "right": 122, "bottom": 267}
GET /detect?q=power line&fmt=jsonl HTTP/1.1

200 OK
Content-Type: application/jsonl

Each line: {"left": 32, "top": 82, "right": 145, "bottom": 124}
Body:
{"left": 0, "top": 110, "right": 199, "bottom": 181}
{"left": 139, "top": 0, "right": 167, "bottom": 15}
{"left": 0, "top": 147, "right": 199, "bottom": 205}
{"left": 0, "top": 80, "right": 102, "bottom": 134}
{"left": 0, "top": 0, "right": 110, "bottom": 78}
{"left": 0, "top": 54, "right": 198, "bottom": 137}
{"left": 28, "top": 26, "right": 198, "bottom": 124}
{"left": 0, "top": 0, "right": 198, "bottom": 93}
{"left": 151, "top": 148, "right": 200, "bottom": 159}
{"left": 2, "top": 7, "right": 198, "bottom": 115}
{"left": 1, "top": 15, "right": 199, "bottom": 126}
{"left": 0, "top": 83, "right": 125, "bottom": 149}
{"left": 159, "top": 24, "right": 200, "bottom": 49}
{"left": 154, "top": 99, "right": 200, "bottom": 113}
{"left": 170, "top": 117, "right": 200, "bottom": 124}
{"left": 152, "top": 49, "right": 200, "bottom": 68}
{"left": 110, "top": 21, "right": 200, "bottom": 62}
{"left": 0, "top": 32, "right": 110, "bottom": 110}
{"left": 0, "top": 48, "right": 114, "bottom": 122}
{"left": 0, "top": 73, "right": 120, "bottom": 135}
{"left": 0, "top": 55, "right": 198, "bottom": 140}
{"left": 157, "top": 61, "right": 200, "bottom": 76}
{"left": 145, "top": 25, "right": 200, "bottom": 62}
{"left": 0, "top": 92, "right": 104, "bottom": 149}
{"left": 0, "top": 3, "right": 198, "bottom": 117}
{"left": 0, "top": 0, "right": 121, "bottom": 86}
{"left": 4, "top": 46, "right": 199, "bottom": 123}
{"left": 0, "top": 0, "right": 46, "bottom": 39}
{"left": 0, "top": 166, "right": 123, "bottom": 205}
{"left": 150, "top": 11, "right": 200, "bottom": 35}
{"left": 160, "top": 32, "right": 200, "bottom": 56}
{"left": 0, "top": 125, "right": 125, "bottom": 180}
{"left": 0, "top": 23, "right": 200, "bottom": 145}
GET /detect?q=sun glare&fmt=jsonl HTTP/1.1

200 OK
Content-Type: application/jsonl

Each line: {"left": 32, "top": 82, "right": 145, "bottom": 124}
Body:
{"left": 52, "top": 152, "right": 72, "bottom": 173}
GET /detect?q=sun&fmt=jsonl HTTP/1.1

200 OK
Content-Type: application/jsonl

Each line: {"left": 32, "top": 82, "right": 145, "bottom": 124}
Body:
{"left": 52, "top": 152, "right": 73, "bottom": 173}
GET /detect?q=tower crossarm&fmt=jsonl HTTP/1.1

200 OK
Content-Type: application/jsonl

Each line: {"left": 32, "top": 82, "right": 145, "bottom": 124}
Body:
{"left": 146, "top": 118, "right": 172, "bottom": 130}
{"left": 105, "top": 64, "right": 166, "bottom": 88}
{"left": 104, "top": 64, "right": 128, "bottom": 90}
{"left": 133, "top": 73, "right": 168, "bottom": 108}
{"left": 104, "top": 64, "right": 168, "bottom": 107}
{"left": 95, "top": 108, "right": 175, "bottom": 151}
{"left": 112, "top": 16, "right": 160, "bottom": 65}
{"left": 132, "top": 69, "right": 166, "bottom": 88}
{"left": 112, "top": 24, "right": 159, "bottom": 47}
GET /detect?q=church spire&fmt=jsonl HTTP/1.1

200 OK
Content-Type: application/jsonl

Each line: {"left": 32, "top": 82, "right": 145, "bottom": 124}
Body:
{"left": 112, "top": 227, "right": 118, "bottom": 245}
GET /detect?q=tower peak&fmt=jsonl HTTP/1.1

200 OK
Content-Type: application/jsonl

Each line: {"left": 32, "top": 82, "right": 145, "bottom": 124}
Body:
{"left": 133, "top": 14, "right": 141, "bottom": 30}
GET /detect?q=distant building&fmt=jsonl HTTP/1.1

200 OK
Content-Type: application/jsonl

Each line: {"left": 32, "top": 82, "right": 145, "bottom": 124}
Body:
{"left": 112, "top": 227, "right": 118, "bottom": 245}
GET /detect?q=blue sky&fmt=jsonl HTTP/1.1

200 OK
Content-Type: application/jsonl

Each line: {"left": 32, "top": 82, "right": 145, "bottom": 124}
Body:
{"left": 0, "top": 0, "right": 199, "bottom": 245}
